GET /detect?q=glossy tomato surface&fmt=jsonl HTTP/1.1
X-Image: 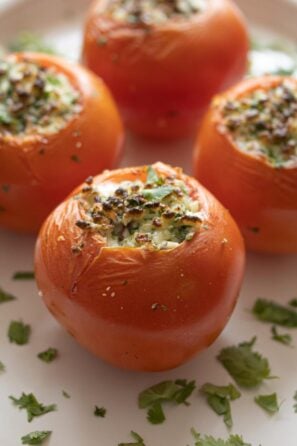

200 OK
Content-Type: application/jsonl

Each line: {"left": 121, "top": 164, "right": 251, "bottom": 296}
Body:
{"left": 0, "top": 52, "right": 124, "bottom": 233}
{"left": 82, "top": 0, "right": 248, "bottom": 139}
{"left": 194, "top": 76, "right": 297, "bottom": 253}
{"left": 35, "top": 162, "right": 245, "bottom": 371}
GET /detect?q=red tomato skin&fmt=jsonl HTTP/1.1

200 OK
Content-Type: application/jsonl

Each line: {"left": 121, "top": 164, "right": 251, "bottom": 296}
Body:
{"left": 82, "top": 0, "right": 249, "bottom": 139}
{"left": 0, "top": 52, "right": 124, "bottom": 233}
{"left": 35, "top": 163, "right": 245, "bottom": 371}
{"left": 194, "top": 76, "right": 297, "bottom": 254}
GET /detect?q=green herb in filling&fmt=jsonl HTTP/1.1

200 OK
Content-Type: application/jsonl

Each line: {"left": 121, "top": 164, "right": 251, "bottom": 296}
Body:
{"left": 75, "top": 165, "right": 203, "bottom": 250}
{"left": 105, "top": 0, "right": 207, "bottom": 25}
{"left": 222, "top": 80, "right": 297, "bottom": 167}
{"left": 0, "top": 59, "right": 81, "bottom": 136}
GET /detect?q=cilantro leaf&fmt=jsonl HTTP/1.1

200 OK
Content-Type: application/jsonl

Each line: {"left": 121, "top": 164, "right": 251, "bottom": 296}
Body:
{"left": 10, "top": 392, "right": 56, "bottom": 422}
{"left": 142, "top": 185, "right": 174, "bottom": 201}
{"left": 200, "top": 383, "right": 241, "bottom": 428}
{"left": 190, "top": 428, "right": 252, "bottom": 446}
{"left": 271, "top": 326, "right": 293, "bottom": 346}
{"left": 255, "top": 393, "right": 279, "bottom": 414}
{"left": 13, "top": 271, "right": 35, "bottom": 280}
{"left": 293, "top": 391, "right": 297, "bottom": 413}
{"left": 0, "top": 361, "right": 5, "bottom": 372}
{"left": 253, "top": 298, "right": 297, "bottom": 327}
{"left": 94, "top": 406, "right": 106, "bottom": 417}
{"left": 0, "top": 287, "right": 16, "bottom": 303}
{"left": 118, "top": 431, "right": 145, "bottom": 446}
{"left": 138, "top": 379, "right": 195, "bottom": 424}
{"left": 217, "top": 338, "right": 272, "bottom": 388}
{"left": 37, "top": 348, "right": 58, "bottom": 363}
{"left": 147, "top": 402, "right": 165, "bottom": 424}
{"left": 21, "top": 431, "right": 51, "bottom": 445}
{"left": 146, "top": 166, "right": 160, "bottom": 185}
{"left": 8, "top": 320, "right": 31, "bottom": 345}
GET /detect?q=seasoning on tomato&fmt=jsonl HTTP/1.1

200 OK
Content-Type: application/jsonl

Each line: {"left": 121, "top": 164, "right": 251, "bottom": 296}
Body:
{"left": 35, "top": 162, "right": 245, "bottom": 371}
{"left": 82, "top": 0, "right": 249, "bottom": 139}
{"left": 0, "top": 52, "right": 123, "bottom": 233}
{"left": 193, "top": 76, "right": 297, "bottom": 253}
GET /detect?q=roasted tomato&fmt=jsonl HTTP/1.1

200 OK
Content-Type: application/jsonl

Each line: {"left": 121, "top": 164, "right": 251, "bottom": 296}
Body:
{"left": 35, "top": 162, "right": 245, "bottom": 371}
{"left": 194, "top": 76, "right": 297, "bottom": 253}
{"left": 82, "top": 0, "right": 249, "bottom": 139}
{"left": 0, "top": 52, "right": 123, "bottom": 233}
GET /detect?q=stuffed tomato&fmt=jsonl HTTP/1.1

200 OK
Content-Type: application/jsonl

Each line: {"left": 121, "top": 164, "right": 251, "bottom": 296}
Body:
{"left": 194, "top": 76, "right": 297, "bottom": 253}
{"left": 0, "top": 52, "right": 123, "bottom": 233}
{"left": 35, "top": 162, "right": 245, "bottom": 371}
{"left": 82, "top": 0, "right": 249, "bottom": 139}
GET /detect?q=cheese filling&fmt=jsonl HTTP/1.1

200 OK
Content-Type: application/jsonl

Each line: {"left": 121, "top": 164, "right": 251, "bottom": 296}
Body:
{"left": 222, "top": 79, "right": 297, "bottom": 168}
{"left": 0, "top": 59, "right": 81, "bottom": 136}
{"left": 75, "top": 166, "right": 203, "bottom": 250}
{"left": 104, "top": 0, "right": 207, "bottom": 25}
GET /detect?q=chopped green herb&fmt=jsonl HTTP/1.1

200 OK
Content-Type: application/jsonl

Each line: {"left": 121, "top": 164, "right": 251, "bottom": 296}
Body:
{"left": 94, "top": 406, "right": 106, "bottom": 417}
{"left": 200, "top": 383, "right": 241, "bottom": 428}
{"left": 271, "top": 326, "right": 293, "bottom": 346}
{"left": 10, "top": 392, "right": 56, "bottom": 422}
{"left": 146, "top": 165, "right": 160, "bottom": 185}
{"left": 138, "top": 379, "right": 195, "bottom": 424}
{"left": 13, "top": 271, "right": 35, "bottom": 280}
{"left": 255, "top": 393, "right": 279, "bottom": 414}
{"left": 0, "top": 361, "right": 5, "bottom": 372}
{"left": 217, "top": 337, "right": 272, "bottom": 388}
{"left": 0, "top": 287, "right": 16, "bottom": 303}
{"left": 9, "top": 32, "right": 56, "bottom": 54}
{"left": 21, "top": 431, "right": 51, "bottom": 445}
{"left": 142, "top": 185, "right": 174, "bottom": 201}
{"left": 8, "top": 320, "right": 31, "bottom": 345}
{"left": 118, "top": 431, "right": 145, "bottom": 446}
{"left": 293, "top": 391, "right": 297, "bottom": 413}
{"left": 253, "top": 298, "right": 297, "bottom": 327}
{"left": 190, "top": 428, "right": 252, "bottom": 446}
{"left": 37, "top": 348, "right": 58, "bottom": 363}
{"left": 62, "top": 390, "right": 70, "bottom": 399}
{"left": 289, "top": 298, "right": 297, "bottom": 308}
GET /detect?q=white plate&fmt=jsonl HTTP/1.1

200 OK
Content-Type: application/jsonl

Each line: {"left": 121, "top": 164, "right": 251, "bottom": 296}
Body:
{"left": 0, "top": 1, "right": 297, "bottom": 445}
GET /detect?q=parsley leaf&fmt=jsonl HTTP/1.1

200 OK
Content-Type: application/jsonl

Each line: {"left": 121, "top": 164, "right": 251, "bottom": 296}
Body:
{"left": 200, "top": 383, "right": 241, "bottom": 428}
{"left": 142, "top": 185, "right": 174, "bottom": 201}
{"left": 8, "top": 320, "right": 31, "bottom": 345}
{"left": 217, "top": 337, "right": 272, "bottom": 388}
{"left": 289, "top": 298, "right": 297, "bottom": 308}
{"left": 271, "top": 326, "right": 293, "bottom": 346}
{"left": 13, "top": 271, "right": 35, "bottom": 280}
{"left": 255, "top": 393, "right": 279, "bottom": 414}
{"left": 37, "top": 348, "right": 58, "bottom": 363}
{"left": 0, "top": 361, "right": 5, "bottom": 372}
{"left": 21, "top": 431, "right": 51, "bottom": 445}
{"left": 118, "top": 431, "right": 145, "bottom": 446}
{"left": 94, "top": 406, "right": 106, "bottom": 417}
{"left": 10, "top": 392, "right": 56, "bottom": 422}
{"left": 146, "top": 166, "right": 160, "bottom": 185}
{"left": 252, "top": 298, "right": 297, "bottom": 327}
{"left": 190, "top": 428, "right": 252, "bottom": 446}
{"left": 293, "top": 391, "right": 297, "bottom": 413}
{"left": 138, "top": 379, "right": 196, "bottom": 424}
{"left": 0, "top": 287, "right": 16, "bottom": 303}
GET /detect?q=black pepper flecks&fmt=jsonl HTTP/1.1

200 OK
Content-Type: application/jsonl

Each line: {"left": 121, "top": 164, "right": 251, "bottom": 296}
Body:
{"left": 222, "top": 79, "right": 297, "bottom": 167}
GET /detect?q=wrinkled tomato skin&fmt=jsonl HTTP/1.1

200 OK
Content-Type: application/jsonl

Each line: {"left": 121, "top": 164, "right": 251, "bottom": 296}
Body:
{"left": 35, "top": 163, "right": 245, "bottom": 371}
{"left": 0, "top": 52, "right": 124, "bottom": 233}
{"left": 82, "top": 0, "right": 249, "bottom": 139}
{"left": 193, "top": 76, "right": 297, "bottom": 254}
